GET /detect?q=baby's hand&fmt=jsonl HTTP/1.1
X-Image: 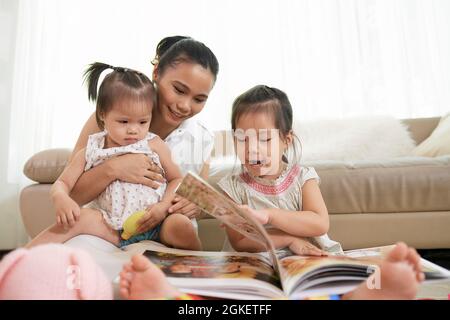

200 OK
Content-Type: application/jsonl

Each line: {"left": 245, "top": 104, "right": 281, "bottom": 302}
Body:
{"left": 137, "top": 202, "right": 169, "bottom": 233}
{"left": 238, "top": 205, "right": 269, "bottom": 225}
{"left": 53, "top": 194, "right": 80, "bottom": 229}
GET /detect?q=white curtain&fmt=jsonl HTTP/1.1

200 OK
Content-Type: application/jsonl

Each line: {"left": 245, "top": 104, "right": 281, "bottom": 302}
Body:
{"left": 3, "top": 0, "right": 450, "bottom": 247}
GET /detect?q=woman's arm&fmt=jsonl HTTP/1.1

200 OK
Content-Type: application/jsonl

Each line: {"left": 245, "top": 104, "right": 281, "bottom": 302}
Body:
{"left": 70, "top": 153, "right": 164, "bottom": 205}
{"left": 69, "top": 113, "right": 100, "bottom": 162}
{"left": 137, "top": 138, "right": 184, "bottom": 232}
{"left": 149, "top": 136, "right": 184, "bottom": 204}
{"left": 69, "top": 113, "right": 165, "bottom": 205}
{"left": 264, "top": 180, "right": 330, "bottom": 237}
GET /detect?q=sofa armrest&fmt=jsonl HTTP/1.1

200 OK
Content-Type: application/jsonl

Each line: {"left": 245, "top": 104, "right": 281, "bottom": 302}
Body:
{"left": 20, "top": 184, "right": 55, "bottom": 238}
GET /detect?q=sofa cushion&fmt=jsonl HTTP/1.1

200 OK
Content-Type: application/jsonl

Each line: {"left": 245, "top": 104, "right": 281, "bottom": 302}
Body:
{"left": 208, "top": 156, "right": 450, "bottom": 214}
{"left": 23, "top": 148, "right": 71, "bottom": 183}
{"left": 413, "top": 113, "right": 450, "bottom": 157}
{"left": 402, "top": 117, "right": 440, "bottom": 145}
{"left": 310, "top": 156, "right": 450, "bottom": 214}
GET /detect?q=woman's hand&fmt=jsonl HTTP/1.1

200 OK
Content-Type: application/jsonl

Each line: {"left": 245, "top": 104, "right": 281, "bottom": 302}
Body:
{"left": 136, "top": 202, "right": 170, "bottom": 233}
{"left": 109, "top": 153, "right": 165, "bottom": 189}
{"left": 238, "top": 205, "right": 270, "bottom": 225}
{"left": 168, "top": 196, "right": 202, "bottom": 219}
{"left": 53, "top": 194, "right": 81, "bottom": 229}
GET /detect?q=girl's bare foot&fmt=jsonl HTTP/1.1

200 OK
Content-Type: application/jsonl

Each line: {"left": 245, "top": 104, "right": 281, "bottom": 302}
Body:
{"left": 345, "top": 242, "right": 425, "bottom": 300}
{"left": 119, "top": 254, "right": 181, "bottom": 300}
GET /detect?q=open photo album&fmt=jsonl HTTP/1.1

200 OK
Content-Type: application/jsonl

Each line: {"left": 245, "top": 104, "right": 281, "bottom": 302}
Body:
{"left": 115, "top": 172, "right": 450, "bottom": 300}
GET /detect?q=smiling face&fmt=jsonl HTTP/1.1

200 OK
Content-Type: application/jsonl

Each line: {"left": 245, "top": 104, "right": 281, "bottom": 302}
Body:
{"left": 153, "top": 61, "right": 215, "bottom": 129}
{"left": 234, "top": 112, "right": 293, "bottom": 178}
{"left": 101, "top": 101, "right": 152, "bottom": 148}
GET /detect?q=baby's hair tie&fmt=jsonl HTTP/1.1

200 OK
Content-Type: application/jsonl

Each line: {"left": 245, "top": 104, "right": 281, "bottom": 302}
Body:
{"left": 112, "top": 66, "right": 128, "bottom": 73}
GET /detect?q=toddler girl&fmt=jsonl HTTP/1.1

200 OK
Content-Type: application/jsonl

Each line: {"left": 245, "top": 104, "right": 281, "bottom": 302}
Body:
{"left": 26, "top": 63, "right": 201, "bottom": 251}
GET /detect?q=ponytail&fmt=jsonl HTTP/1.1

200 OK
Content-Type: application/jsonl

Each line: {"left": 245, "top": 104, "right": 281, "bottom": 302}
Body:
{"left": 83, "top": 62, "right": 113, "bottom": 102}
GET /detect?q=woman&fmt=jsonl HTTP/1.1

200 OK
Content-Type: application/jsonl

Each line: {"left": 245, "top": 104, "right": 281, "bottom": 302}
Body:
{"left": 69, "top": 36, "right": 219, "bottom": 230}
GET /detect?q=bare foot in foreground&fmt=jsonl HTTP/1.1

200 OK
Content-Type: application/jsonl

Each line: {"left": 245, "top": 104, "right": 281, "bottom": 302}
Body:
{"left": 344, "top": 242, "right": 425, "bottom": 300}
{"left": 119, "top": 254, "right": 181, "bottom": 300}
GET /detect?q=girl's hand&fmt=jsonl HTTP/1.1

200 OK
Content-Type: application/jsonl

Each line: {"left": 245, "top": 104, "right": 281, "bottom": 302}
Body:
{"left": 137, "top": 202, "right": 169, "bottom": 233}
{"left": 238, "top": 205, "right": 270, "bottom": 225}
{"left": 110, "top": 153, "right": 165, "bottom": 189}
{"left": 168, "top": 196, "right": 202, "bottom": 219}
{"left": 54, "top": 194, "right": 81, "bottom": 229}
{"left": 290, "top": 238, "right": 328, "bottom": 257}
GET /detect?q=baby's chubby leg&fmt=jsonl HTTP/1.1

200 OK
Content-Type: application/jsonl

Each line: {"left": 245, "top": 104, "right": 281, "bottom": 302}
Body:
{"left": 159, "top": 213, "right": 202, "bottom": 251}
{"left": 26, "top": 208, "right": 120, "bottom": 248}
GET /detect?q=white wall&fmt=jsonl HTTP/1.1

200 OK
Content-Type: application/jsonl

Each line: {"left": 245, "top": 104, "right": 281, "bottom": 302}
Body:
{"left": 0, "top": 0, "right": 29, "bottom": 249}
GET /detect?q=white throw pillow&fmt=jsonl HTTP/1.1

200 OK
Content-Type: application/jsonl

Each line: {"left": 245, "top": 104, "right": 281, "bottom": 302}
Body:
{"left": 291, "top": 116, "right": 416, "bottom": 162}
{"left": 413, "top": 113, "right": 450, "bottom": 157}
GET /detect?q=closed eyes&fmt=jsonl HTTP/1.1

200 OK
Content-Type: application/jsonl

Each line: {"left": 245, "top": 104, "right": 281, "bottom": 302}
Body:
{"left": 173, "top": 85, "right": 206, "bottom": 104}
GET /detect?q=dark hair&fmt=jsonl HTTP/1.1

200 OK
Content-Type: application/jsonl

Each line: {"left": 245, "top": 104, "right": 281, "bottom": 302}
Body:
{"left": 232, "top": 85, "right": 293, "bottom": 133}
{"left": 152, "top": 36, "right": 219, "bottom": 81}
{"left": 83, "top": 62, "right": 155, "bottom": 130}
{"left": 231, "top": 85, "right": 301, "bottom": 163}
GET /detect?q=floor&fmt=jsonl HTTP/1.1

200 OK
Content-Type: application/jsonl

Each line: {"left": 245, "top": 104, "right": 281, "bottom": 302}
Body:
{"left": 415, "top": 249, "right": 450, "bottom": 300}
{"left": 416, "top": 280, "right": 450, "bottom": 300}
{"left": 0, "top": 250, "right": 11, "bottom": 260}
{"left": 417, "top": 249, "right": 450, "bottom": 270}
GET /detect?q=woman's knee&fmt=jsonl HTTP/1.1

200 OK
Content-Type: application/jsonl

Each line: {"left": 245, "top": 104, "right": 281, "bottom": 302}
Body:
{"left": 160, "top": 214, "right": 196, "bottom": 243}
{"left": 163, "top": 213, "right": 193, "bottom": 232}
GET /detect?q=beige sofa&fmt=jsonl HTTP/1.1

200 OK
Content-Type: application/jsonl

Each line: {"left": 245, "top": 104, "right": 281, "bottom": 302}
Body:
{"left": 20, "top": 117, "right": 450, "bottom": 251}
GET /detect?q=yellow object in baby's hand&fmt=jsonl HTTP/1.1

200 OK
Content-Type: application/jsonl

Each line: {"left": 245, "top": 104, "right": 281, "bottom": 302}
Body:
{"left": 121, "top": 210, "right": 146, "bottom": 240}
